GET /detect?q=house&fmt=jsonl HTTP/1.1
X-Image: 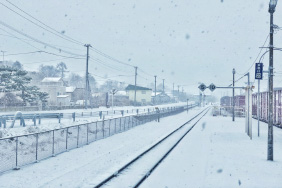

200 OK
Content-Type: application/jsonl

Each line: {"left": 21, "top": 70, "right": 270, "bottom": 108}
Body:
{"left": 152, "top": 92, "right": 171, "bottom": 104}
{"left": 114, "top": 91, "right": 130, "bottom": 106}
{"left": 66, "top": 86, "right": 76, "bottom": 102}
{"left": 57, "top": 95, "right": 71, "bottom": 106}
{"left": 40, "top": 77, "right": 66, "bottom": 106}
{"left": 125, "top": 85, "right": 152, "bottom": 105}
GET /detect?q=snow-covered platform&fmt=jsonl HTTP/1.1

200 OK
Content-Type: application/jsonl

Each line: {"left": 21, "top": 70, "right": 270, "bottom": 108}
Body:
{"left": 141, "top": 113, "right": 282, "bottom": 188}
{"left": 0, "top": 108, "right": 281, "bottom": 188}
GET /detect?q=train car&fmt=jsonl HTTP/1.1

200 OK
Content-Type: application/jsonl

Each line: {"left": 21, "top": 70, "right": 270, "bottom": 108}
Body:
{"left": 220, "top": 88, "right": 282, "bottom": 127}
{"left": 252, "top": 88, "right": 282, "bottom": 126}
{"left": 220, "top": 96, "right": 231, "bottom": 107}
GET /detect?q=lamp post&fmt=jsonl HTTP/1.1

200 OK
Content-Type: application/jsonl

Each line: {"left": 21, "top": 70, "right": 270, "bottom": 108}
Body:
{"left": 267, "top": 0, "right": 278, "bottom": 161}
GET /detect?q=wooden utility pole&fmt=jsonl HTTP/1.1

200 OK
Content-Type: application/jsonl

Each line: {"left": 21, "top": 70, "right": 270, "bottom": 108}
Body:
{"left": 84, "top": 44, "right": 91, "bottom": 109}
{"left": 134, "top": 66, "right": 138, "bottom": 106}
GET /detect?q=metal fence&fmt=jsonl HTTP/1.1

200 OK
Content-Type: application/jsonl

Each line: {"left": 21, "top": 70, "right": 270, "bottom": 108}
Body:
{"left": 0, "top": 105, "right": 195, "bottom": 174}
{"left": 0, "top": 106, "right": 177, "bottom": 128}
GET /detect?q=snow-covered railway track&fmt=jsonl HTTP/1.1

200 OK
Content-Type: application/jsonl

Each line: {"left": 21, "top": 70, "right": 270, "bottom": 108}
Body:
{"left": 93, "top": 107, "right": 210, "bottom": 188}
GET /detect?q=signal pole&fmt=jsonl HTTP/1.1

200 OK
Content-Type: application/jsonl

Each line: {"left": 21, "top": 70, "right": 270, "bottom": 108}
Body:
{"left": 178, "top": 85, "right": 180, "bottom": 102}
{"left": 84, "top": 44, "right": 91, "bottom": 109}
{"left": 134, "top": 66, "right": 138, "bottom": 106}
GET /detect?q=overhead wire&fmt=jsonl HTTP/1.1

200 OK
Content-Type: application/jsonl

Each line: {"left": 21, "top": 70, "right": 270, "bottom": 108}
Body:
{"left": 2, "top": 0, "right": 84, "bottom": 46}
{"left": 0, "top": 20, "right": 85, "bottom": 57}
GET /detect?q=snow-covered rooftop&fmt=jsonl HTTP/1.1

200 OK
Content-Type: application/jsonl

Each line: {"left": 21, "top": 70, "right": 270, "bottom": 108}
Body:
{"left": 66, "top": 87, "right": 76, "bottom": 93}
{"left": 57, "top": 95, "right": 69, "bottom": 98}
{"left": 41, "top": 77, "right": 62, "bottom": 83}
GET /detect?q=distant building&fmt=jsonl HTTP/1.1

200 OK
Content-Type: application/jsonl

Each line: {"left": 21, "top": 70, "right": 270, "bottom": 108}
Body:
{"left": 152, "top": 92, "right": 171, "bottom": 104}
{"left": 125, "top": 84, "right": 152, "bottom": 105}
{"left": 57, "top": 95, "right": 71, "bottom": 106}
{"left": 40, "top": 77, "right": 66, "bottom": 106}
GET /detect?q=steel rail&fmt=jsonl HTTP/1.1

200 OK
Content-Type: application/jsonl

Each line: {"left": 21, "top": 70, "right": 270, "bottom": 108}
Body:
{"left": 133, "top": 108, "right": 210, "bottom": 188}
{"left": 93, "top": 107, "right": 210, "bottom": 188}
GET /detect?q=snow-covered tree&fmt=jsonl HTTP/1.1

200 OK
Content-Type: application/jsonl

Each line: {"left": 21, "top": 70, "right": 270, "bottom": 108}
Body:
{"left": 0, "top": 66, "right": 49, "bottom": 105}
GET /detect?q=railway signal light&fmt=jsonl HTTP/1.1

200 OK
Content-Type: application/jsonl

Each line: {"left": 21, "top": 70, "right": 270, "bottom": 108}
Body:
{"left": 198, "top": 83, "right": 207, "bottom": 92}
{"left": 209, "top": 83, "right": 216, "bottom": 92}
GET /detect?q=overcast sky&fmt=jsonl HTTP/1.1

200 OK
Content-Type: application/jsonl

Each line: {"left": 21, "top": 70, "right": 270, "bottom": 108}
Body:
{"left": 1, "top": 0, "right": 282, "bottom": 97}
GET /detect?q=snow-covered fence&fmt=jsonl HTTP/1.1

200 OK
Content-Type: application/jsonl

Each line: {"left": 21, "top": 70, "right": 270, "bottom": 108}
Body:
{"left": 0, "top": 106, "right": 172, "bottom": 128}
{"left": 0, "top": 105, "right": 196, "bottom": 174}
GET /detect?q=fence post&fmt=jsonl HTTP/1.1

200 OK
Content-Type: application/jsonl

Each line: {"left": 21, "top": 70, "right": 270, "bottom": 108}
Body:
{"left": 115, "top": 119, "right": 117, "bottom": 133}
{"left": 120, "top": 118, "right": 122, "bottom": 132}
{"left": 14, "top": 137, "right": 20, "bottom": 170}
{"left": 36, "top": 133, "right": 39, "bottom": 162}
{"left": 99, "top": 111, "right": 102, "bottom": 119}
{"left": 33, "top": 115, "right": 36, "bottom": 126}
{"left": 3, "top": 116, "right": 6, "bottom": 128}
{"left": 102, "top": 116, "right": 105, "bottom": 138}
{"left": 58, "top": 114, "right": 61, "bottom": 124}
{"left": 72, "top": 112, "right": 76, "bottom": 122}
{"left": 77, "top": 125, "right": 79, "bottom": 148}
{"left": 109, "top": 119, "right": 111, "bottom": 136}
{"left": 95, "top": 122, "right": 98, "bottom": 140}
{"left": 121, "top": 110, "right": 124, "bottom": 116}
{"left": 82, "top": 112, "right": 83, "bottom": 117}
{"left": 38, "top": 114, "right": 41, "bottom": 125}
{"left": 52, "top": 130, "right": 55, "bottom": 157}
{"left": 87, "top": 123, "right": 89, "bottom": 145}
{"left": 66, "top": 128, "right": 68, "bottom": 151}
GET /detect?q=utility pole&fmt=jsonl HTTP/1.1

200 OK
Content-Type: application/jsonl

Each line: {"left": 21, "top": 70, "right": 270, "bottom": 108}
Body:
{"left": 154, "top": 75, "right": 157, "bottom": 104}
{"left": 162, "top": 79, "right": 165, "bottom": 93}
{"left": 84, "top": 44, "right": 91, "bottom": 109}
{"left": 1, "top": 51, "right": 6, "bottom": 62}
{"left": 267, "top": 0, "right": 277, "bottom": 161}
{"left": 232, "top": 68, "right": 236, "bottom": 121}
{"left": 178, "top": 85, "right": 180, "bottom": 102}
{"left": 173, "top": 83, "right": 175, "bottom": 98}
{"left": 134, "top": 66, "right": 138, "bottom": 106}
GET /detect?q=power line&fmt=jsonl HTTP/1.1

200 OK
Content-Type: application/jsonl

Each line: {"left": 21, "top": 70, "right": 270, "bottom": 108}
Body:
{"left": 0, "top": 20, "right": 85, "bottom": 57}
{"left": 2, "top": 0, "right": 84, "bottom": 46}
{"left": 5, "top": 51, "right": 41, "bottom": 56}
{"left": 90, "top": 48, "right": 134, "bottom": 68}
{"left": 237, "top": 34, "right": 269, "bottom": 76}
{"left": 24, "top": 56, "right": 84, "bottom": 65}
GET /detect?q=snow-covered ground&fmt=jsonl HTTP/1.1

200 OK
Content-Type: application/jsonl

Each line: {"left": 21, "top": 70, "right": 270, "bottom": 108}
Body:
{"left": 0, "top": 108, "right": 281, "bottom": 188}
{"left": 0, "top": 102, "right": 188, "bottom": 138}
{"left": 0, "top": 107, "right": 204, "bottom": 188}
{"left": 141, "top": 114, "right": 282, "bottom": 188}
